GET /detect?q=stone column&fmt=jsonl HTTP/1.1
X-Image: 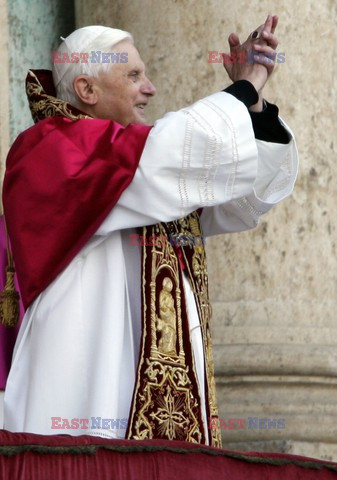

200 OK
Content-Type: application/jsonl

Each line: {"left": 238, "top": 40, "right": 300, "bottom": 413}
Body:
{"left": 6, "top": 0, "right": 75, "bottom": 145}
{"left": 75, "top": 0, "right": 337, "bottom": 461}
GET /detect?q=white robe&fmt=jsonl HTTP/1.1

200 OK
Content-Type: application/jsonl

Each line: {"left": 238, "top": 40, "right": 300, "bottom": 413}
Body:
{"left": 3, "top": 92, "right": 298, "bottom": 440}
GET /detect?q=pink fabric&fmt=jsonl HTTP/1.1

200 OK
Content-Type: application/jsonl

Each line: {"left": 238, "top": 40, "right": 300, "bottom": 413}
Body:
{"left": 0, "top": 216, "right": 23, "bottom": 389}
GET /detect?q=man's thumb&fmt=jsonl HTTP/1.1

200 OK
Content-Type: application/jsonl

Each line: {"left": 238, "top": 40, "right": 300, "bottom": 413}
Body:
{"left": 228, "top": 33, "right": 240, "bottom": 51}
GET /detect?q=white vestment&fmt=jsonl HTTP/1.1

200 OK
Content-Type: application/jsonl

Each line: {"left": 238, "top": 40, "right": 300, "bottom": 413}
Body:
{"left": 4, "top": 92, "right": 298, "bottom": 440}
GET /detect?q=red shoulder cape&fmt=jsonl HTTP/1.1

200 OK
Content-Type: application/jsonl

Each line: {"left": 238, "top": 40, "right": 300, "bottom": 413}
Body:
{"left": 3, "top": 114, "right": 151, "bottom": 309}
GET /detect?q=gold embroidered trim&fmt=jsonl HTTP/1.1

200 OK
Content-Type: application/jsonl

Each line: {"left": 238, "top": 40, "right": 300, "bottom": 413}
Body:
{"left": 168, "top": 212, "right": 222, "bottom": 448}
{"left": 26, "top": 70, "right": 90, "bottom": 123}
{"left": 127, "top": 223, "right": 204, "bottom": 443}
{"left": 128, "top": 212, "right": 221, "bottom": 447}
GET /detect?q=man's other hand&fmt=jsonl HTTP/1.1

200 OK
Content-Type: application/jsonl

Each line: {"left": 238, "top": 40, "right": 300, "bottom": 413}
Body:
{"left": 223, "top": 15, "right": 279, "bottom": 110}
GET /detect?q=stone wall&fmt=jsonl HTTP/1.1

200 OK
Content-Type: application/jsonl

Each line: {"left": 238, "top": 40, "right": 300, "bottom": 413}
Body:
{"left": 4, "top": 0, "right": 75, "bottom": 147}
{"left": 76, "top": 0, "right": 337, "bottom": 460}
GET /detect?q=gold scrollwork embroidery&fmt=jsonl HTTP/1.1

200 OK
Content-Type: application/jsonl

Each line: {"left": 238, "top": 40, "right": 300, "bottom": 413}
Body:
{"left": 128, "top": 222, "right": 205, "bottom": 444}
{"left": 175, "top": 212, "right": 222, "bottom": 448}
{"left": 134, "top": 360, "right": 202, "bottom": 442}
{"left": 26, "top": 70, "right": 90, "bottom": 123}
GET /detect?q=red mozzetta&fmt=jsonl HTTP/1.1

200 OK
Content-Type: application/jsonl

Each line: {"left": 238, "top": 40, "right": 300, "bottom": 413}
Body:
{"left": 3, "top": 116, "right": 151, "bottom": 308}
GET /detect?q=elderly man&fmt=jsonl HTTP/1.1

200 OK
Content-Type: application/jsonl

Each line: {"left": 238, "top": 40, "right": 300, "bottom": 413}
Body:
{"left": 3, "top": 16, "right": 297, "bottom": 447}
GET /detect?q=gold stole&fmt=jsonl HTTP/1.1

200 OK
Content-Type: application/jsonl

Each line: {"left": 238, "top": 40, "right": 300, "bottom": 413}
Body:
{"left": 127, "top": 211, "right": 221, "bottom": 447}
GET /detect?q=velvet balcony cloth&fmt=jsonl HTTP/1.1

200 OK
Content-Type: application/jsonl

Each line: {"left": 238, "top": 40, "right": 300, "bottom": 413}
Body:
{"left": 0, "top": 430, "right": 336, "bottom": 480}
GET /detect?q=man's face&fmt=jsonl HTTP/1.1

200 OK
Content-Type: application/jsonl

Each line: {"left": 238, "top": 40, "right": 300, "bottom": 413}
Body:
{"left": 91, "top": 40, "right": 156, "bottom": 126}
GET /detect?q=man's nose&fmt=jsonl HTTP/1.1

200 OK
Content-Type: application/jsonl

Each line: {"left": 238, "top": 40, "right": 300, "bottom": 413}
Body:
{"left": 141, "top": 77, "right": 156, "bottom": 96}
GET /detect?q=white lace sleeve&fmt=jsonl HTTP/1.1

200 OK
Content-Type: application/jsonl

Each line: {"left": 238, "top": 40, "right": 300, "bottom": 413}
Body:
{"left": 95, "top": 94, "right": 297, "bottom": 236}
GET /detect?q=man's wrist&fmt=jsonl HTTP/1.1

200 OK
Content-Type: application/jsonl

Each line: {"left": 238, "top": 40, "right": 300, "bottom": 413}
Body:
{"left": 249, "top": 97, "right": 267, "bottom": 113}
{"left": 223, "top": 80, "right": 259, "bottom": 109}
{"left": 249, "top": 101, "right": 291, "bottom": 144}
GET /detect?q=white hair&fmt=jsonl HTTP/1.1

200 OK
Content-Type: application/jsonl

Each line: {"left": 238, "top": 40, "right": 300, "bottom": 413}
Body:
{"left": 52, "top": 26, "right": 133, "bottom": 108}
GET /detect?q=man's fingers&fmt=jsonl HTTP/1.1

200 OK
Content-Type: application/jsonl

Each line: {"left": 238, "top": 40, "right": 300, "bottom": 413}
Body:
{"left": 262, "top": 15, "right": 278, "bottom": 37}
{"left": 251, "top": 48, "right": 276, "bottom": 70}
{"left": 249, "top": 14, "right": 278, "bottom": 43}
{"left": 253, "top": 43, "right": 278, "bottom": 57}
{"left": 261, "top": 31, "right": 278, "bottom": 49}
{"left": 263, "top": 14, "right": 273, "bottom": 33}
{"left": 251, "top": 55, "right": 275, "bottom": 77}
{"left": 228, "top": 32, "right": 240, "bottom": 50}
{"left": 271, "top": 15, "right": 278, "bottom": 34}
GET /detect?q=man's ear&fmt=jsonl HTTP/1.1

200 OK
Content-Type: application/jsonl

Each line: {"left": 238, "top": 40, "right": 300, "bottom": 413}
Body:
{"left": 73, "top": 75, "right": 98, "bottom": 105}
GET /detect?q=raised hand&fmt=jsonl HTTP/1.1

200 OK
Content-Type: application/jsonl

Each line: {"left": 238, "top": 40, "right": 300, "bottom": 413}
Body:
{"left": 223, "top": 15, "right": 279, "bottom": 110}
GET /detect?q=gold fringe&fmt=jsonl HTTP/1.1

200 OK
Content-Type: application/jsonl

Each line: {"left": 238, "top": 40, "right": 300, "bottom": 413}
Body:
{"left": 0, "top": 216, "right": 20, "bottom": 327}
